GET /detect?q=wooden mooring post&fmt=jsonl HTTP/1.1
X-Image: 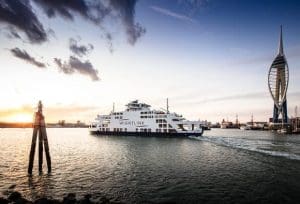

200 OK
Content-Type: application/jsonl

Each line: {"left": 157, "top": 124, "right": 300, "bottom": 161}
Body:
{"left": 28, "top": 101, "right": 51, "bottom": 174}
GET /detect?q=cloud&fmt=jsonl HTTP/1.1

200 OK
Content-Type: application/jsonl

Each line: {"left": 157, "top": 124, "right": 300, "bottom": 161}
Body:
{"left": 10, "top": 47, "right": 46, "bottom": 68}
{"left": 193, "top": 92, "right": 269, "bottom": 104}
{"left": 0, "top": 0, "right": 145, "bottom": 46}
{"left": 173, "top": 91, "right": 300, "bottom": 106}
{"left": 0, "top": 0, "right": 48, "bottom": 43}
{"left": 44, "top": 104, "right": 98, "bottom": 122}
{"left": 109, "top": 0, "right": 146, "bottom": 45}
{"left": 32, "top": 0, "right": 102, "bottom": 22}
{"left": 0, "top": 104, "right": 98, "bottom": 123}
{"left": 34, "top": 0, "right": 145, "bottom": 46}
{"left": 104, "top": 32, "right": 114, "bottom": 53}
{"left": 54, "top": 56, "right": 99, "bottom": 81}
{"left": 6, "top": 26, "right": 21, "bottom": 39}
{"left": 69, "top": 38, "right": 94, "bottom": 57}
{"left": 0, "top": 105, "right": 33, "bottom": 118}
{"left": 150, "top": 5, "right": 196, "bottom": 23}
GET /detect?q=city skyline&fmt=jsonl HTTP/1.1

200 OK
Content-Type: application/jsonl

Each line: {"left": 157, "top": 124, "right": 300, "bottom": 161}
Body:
{"left": 0, "top": 0, "right": 300, "bottom": 123}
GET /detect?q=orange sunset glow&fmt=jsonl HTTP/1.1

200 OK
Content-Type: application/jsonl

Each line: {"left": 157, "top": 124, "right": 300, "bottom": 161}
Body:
{"left": 4, "top": 113, "right": 33, "bottom": 123}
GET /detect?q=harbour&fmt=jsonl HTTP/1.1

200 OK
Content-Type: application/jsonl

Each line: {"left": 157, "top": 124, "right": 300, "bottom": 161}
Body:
{"left": 0, "top": 0, "right": 300, "bottom": 203}
{"left": 0, "top": 128, "right": 300, "bottom": 203}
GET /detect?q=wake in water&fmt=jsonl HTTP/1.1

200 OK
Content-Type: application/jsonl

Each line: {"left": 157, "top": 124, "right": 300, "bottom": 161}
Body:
{"left": 189, "top": 135, "right": 300, "bottom": 161}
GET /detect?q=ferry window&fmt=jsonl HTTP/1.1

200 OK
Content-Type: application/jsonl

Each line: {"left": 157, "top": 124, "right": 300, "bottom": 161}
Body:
{"left": 163, "top": 124, "right": 167, "bottom": 128}
{"left": 148, "top": 128, "right": 151, "bottom": 132}
{"left": 144, "top": 129, "right": 147, "bottom": 132}
{"left": 164, "top": 129, "right": 167, "bottom": 133}
{"left": 120, "top": 128, "right": 123, "bottom": 132}
{"left": 125, "top": 128, "right": 127, "bottom": 132}
{"left": 113, "top": 128, "right": 116, "bottom": 132}
{"left": 159, "top": 124, "right": 163, "bottom": 128}
{"left": 136, "top": 128, "right": 138, "bottom": 132}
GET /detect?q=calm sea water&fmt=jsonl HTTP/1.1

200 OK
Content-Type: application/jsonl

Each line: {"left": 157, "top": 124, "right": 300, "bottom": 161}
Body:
{"left": 0, "top": 128, "right": 300, "bottom": 203}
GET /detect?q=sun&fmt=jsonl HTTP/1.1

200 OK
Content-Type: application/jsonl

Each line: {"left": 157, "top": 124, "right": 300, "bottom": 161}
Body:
{"left": 8, "top": 113, "right": 33, "bottom": 123}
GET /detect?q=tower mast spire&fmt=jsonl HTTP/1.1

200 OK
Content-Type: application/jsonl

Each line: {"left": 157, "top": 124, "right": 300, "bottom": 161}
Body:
{"left": 278, "top": 25, "right": 284, "bottom": 55}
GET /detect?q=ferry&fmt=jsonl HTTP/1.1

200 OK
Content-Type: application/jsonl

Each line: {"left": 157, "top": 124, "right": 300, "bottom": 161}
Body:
{"left": 89, "top": 100, "right": 203, "bottom": 137}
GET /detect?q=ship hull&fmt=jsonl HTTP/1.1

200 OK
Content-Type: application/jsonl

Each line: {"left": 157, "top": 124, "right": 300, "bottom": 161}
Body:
{"left": 89, "top": 130, "right": 202, "bottom": 137}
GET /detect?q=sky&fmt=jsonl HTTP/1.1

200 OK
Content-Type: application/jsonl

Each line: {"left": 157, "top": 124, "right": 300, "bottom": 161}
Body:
{"left": 0, "top": 0, "right": 299, "bottom": 123}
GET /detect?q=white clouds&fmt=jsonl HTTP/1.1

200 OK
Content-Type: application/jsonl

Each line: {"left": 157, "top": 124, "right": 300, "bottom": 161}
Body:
{"left": 150, "top": 5, "right": 196, "bottom": 23}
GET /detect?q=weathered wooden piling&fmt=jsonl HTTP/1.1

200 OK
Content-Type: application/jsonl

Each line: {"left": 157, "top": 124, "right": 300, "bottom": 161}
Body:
{"left": 28, "top": 101, "right": 51, "bottom": 175}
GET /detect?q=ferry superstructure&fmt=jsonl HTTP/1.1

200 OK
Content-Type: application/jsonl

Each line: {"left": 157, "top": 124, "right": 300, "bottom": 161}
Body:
{"left": 89, "top": 100, "right": 203, "bottom": 137}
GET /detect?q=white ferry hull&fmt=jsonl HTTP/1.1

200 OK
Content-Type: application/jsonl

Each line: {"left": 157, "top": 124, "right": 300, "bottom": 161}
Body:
{"left": 89, "top": 130, "right": 203, "bottom": 137}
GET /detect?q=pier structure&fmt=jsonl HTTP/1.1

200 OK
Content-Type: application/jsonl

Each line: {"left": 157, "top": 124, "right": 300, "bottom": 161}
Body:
{"left": 268, "top": 26, "right": 289, "bottom": 127}
{"left": 28, "top": 101, "right": 51, "bottom": 174}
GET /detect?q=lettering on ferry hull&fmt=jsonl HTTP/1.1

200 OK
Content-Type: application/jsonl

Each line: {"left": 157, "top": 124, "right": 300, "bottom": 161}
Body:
{"left": 120, "top": 121, "right": 144, "bottom": 126}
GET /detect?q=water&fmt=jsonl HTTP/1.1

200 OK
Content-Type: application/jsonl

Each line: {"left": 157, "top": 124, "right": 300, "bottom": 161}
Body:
{"left": 0, "top": 128, "right": 300, "bottom": 203}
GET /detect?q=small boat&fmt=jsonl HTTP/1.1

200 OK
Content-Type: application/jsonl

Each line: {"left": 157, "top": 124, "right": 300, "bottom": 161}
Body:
{"left": 240, "top": 125, "right": 251, "bottom": 130}
{"left": 277, "top": 128, "right": 287, "bottom": 134}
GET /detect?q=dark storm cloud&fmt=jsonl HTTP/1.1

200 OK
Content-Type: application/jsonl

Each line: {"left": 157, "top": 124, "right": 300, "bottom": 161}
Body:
{"left": 32, "top": 0, "right": 100, "bottom": 21}
{"left": 10, "top": 48, "right": 46, "bottom": 68}
{"left": 34, "top": 0, "right": 145, "bottom": 45}
{"left": 0, "top": 0, "right": 145, "bottom": 46}
{"left": 0, "top": 0, "right": 48, "bottom": 43}
{"left": 69, "top": 38, "right": 94, "bottom": 57}
{"left": 54, "top": 56, "right": 99, "bottom": 81}
{"left": 109, "top": 0, "right": 145, "bottom": 45}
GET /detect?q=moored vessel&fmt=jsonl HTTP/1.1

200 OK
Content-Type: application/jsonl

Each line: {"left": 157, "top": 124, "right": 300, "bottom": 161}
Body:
{"left": 89, "top": 100, "right": 203, "bottom": 137}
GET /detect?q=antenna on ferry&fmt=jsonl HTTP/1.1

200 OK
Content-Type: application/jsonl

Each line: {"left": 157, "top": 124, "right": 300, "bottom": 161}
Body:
{"left": 113, "top": 102, "right": 115, "bottom": 113}
{"left": 166, "top": 98, "right": 169, "bottom": 113}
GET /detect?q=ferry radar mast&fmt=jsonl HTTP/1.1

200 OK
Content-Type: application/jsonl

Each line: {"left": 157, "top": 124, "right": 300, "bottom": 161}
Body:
{"left": 166, "top": 98, "right": 169, "bottom": 114}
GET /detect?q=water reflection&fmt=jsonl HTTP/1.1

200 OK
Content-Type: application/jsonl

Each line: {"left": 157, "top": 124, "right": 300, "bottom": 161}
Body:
{"left": 27, "top": 173, "right": 53, "bottom": 200}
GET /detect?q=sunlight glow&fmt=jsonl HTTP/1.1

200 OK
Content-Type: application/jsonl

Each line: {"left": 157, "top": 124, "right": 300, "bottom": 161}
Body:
{"left": 6, "top": 113, "right": 33, "bottom": 123}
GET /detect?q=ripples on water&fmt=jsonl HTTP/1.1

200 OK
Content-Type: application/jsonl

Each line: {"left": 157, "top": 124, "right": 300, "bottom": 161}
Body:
{"left": 0, "top": 128, "right": 300, "bottom": 203}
